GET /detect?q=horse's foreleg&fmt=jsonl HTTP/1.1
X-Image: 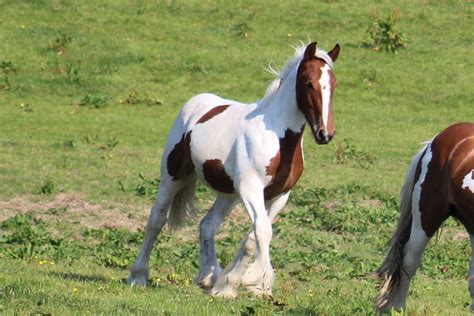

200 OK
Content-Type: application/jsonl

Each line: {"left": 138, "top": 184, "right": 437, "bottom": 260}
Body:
{"left": 211, "top": 184, "right": 272, "bottom": 298}
{"left": 468, "top": 234, "right": 474, "bottom": 312}
{"left": 129, "top": 179, "right": 182, "bottom": 286}
{"left": 195, "top": 196, "right": 237, "bottom": 290}
{"left": 396, "top": 226, "right": 430, "bottom": 308}
{"left": 242, "top": 192, "right": 290, "bottom": 294}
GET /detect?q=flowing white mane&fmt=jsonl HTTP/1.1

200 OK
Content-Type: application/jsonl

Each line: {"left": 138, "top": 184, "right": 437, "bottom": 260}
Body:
{"left": 262, "top": 43, "right": 334, "bottom": 101}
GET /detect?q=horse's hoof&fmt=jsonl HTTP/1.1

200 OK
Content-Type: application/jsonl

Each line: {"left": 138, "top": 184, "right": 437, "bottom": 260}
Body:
{"left": 210, "top": 285, "right": 238, "bottom": 299}
{"left": 245, "top": 284, "right": 272, "bottom": 297}
{"left": 129, "top": 275, "right": 148, "bottom": 287}
{"left": 195, "top": 268, "right": 221, "bottom": 290}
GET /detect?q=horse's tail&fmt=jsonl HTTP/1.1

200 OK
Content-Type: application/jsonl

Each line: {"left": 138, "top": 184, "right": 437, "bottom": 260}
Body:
{"left": 376, "top": 144, "right": 426, "bottom": 310}
{"left": 167, "top": 177, "right": 197, "bottom": 230}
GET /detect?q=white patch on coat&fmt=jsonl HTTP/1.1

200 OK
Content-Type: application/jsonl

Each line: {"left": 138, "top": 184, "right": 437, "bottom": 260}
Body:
{"left": 411, "top": 143, "right": 433, "bottom": 236}
{"left": 319, "top": 64, "right": 331, "bottom": 130}
{"left": 462, "top": 170, "right": 474, "bottom": 193}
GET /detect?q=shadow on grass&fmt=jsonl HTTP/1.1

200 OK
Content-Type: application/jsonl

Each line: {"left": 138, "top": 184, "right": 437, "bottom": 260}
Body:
{"left": 48, "top": 271, "right": 110, "bottom": 283}
{"left": 48, "top": 272, "right": 163, "bottom": 289}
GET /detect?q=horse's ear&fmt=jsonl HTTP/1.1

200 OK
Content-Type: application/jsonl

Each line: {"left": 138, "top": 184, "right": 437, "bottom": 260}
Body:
{"left": 328, "top": 44, "right": 340, "bottom": 63}
{"left": 304, "top": 42, "right": 317, "bottom": 59}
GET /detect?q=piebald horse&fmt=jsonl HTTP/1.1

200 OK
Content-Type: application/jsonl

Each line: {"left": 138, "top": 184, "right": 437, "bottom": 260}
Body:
{"left": 377, "top": 122, "right": 474, "bottom": 312}
{"left": 129, "top": 42, "right": 340, "bottom": 298}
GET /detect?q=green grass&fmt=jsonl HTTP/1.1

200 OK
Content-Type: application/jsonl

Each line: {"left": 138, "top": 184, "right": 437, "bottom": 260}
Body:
{"left": 0, "top": 0, "right": 472, "bottom": 314}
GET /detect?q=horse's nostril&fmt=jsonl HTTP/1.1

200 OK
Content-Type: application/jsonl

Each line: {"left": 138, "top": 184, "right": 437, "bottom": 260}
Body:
{"left": 317, "top": 129, "right": 325, "bottom": 141}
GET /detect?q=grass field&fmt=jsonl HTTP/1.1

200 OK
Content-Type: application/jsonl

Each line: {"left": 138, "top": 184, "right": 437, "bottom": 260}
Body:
{"left": 1, "top": 0, "right": 473, "bottom": 314}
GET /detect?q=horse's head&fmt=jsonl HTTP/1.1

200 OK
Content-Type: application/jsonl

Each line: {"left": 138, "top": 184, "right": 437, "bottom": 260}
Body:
{"left": 296, "top": 42, "right": 340, "bottom": 145}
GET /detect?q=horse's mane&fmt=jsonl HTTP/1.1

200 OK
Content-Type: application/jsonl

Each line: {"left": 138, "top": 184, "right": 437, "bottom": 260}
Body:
{"left": 262, "top": 43, "right": 334, "bottom": 101}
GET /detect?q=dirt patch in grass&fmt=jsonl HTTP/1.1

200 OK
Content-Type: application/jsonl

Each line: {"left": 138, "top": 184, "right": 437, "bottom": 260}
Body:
{"left": 0, "top": 193, "right": 148, "bottom": 231}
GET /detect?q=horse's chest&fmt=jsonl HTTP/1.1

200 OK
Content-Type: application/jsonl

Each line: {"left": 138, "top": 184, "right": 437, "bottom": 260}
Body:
{"left": 263, "top": 128, "right": 304, "bottom": 200}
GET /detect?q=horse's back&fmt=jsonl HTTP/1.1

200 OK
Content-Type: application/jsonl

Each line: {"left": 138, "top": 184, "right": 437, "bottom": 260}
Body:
{"left": 180, "top": 93, "right": 245, "bottom": 127}
{"left": 164, "top": 94, "right": 241, "bottom": 150}
{"left": 160, "top": 93, "right": 252, "bottom": 185}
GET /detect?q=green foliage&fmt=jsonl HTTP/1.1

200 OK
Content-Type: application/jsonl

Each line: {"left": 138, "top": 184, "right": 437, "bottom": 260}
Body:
{"left": 0, "top": 214, "right": 65, "bottom": 259}
{"left": 16, "top": 102, "right": 33, "bottom": 112}
{"left": 1, "top": 60, "right": 17, "bottom": 90}
{"left": 334, "top": 139, "right": 376, "bottom": 169}
{"left": 360, "top": 69, "right": 377, "bottom": 87}
{"left": 120, "top": 90, "right": 163, "bottom": 106}
{"left": 48, "top": 33, "right": 72, "bottom": 54}
{"left": 82, "top": 228, "right": 143, "bottom": 269}
{"left": 62, "top": 139, "right": 76, "bottom": 149}
{"left": 105, "top": 136, "right": 119, "bottom": 150}
{"left": 364, "top": 13, "right": 409, "bottom": 53}
{"left": 36, "top": 178, "right": 55, "bottom": 195}
{"left": 75, "top": 95, "right": 109, "bottom": 109}
{"left": 135, "top": 173, "right": 160, "bottom": 197}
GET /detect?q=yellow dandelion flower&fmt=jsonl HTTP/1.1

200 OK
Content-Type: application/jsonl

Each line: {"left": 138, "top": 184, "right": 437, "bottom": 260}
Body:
{"left": 72, "top": 288, "right": 78, "bottom": 292}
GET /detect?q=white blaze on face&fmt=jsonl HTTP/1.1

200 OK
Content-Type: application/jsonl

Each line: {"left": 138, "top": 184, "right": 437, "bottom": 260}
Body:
{"left": 318, "top": 64, "right": 331, "bottom": 132}
{"left": 462, "top": 170, "right": 474, "bottom": 193}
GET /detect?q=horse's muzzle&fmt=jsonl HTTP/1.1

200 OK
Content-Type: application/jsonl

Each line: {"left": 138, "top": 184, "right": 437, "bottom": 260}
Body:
{"left": 312, "top": 126, "right": 335, "bottom": 145}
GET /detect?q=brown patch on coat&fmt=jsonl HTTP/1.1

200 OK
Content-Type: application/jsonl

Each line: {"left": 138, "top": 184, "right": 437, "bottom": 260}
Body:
{"left": 167, "top": 132, "right": 194, "bottom": 180}
{"left": 196, "top": 105, "right": 230, "bottom": 124}
{"left": 418, "top": 122, "right": 474, "bottom": 236}
{"left": 295, "top": 60, "right": 323, "bottom": 122}
{"left": 448, "top": 136, "right": 474, "bottom": 233}
{"left": 202, "top": 159, "right": 234, "bottom": 194}
{"left": 264, "top": 126, "right": 305, "bottom": 200}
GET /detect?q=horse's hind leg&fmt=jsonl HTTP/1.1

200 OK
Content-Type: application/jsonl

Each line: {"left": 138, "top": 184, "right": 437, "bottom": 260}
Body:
{"left": 381, "top": 202, "right": 446, "bottom": 312}
{"left": 196, "top": 196, "right": 238, "bottom": 290}
{"left": 129, "top": 176, "right": 185, "bottom": 286}
{"left": 391, "top": 221, "right": 430, "bottom": 310}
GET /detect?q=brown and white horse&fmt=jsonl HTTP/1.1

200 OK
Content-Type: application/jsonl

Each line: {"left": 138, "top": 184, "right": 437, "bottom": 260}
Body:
{"left": 129, "top": 42, "right": 340, "bottom": 298}
{"left": 377, "top": 122, "right": 474, "bottom": 312}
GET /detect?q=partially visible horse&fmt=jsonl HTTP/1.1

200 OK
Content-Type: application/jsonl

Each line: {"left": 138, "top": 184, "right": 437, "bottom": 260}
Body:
{"left": 377, "top": 122, "right": 474, "bottom": 312}
{"left": 129, "top": 42, "right": 340, "bottom": 298}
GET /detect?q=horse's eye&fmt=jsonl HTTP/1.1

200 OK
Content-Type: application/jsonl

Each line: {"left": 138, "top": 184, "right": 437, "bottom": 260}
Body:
{"left": 305, "top": 81, "right": 313, "bottom": 90}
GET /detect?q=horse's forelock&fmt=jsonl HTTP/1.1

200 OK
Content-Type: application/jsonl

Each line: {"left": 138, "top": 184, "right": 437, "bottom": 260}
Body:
{"left": 262, "top": 43, "right": 333, "bottom": 101}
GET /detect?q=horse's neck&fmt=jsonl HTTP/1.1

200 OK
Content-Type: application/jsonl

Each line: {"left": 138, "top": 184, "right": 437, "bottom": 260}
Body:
{"left": 258, "top": 72, "right": 306, "bottom": 134}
